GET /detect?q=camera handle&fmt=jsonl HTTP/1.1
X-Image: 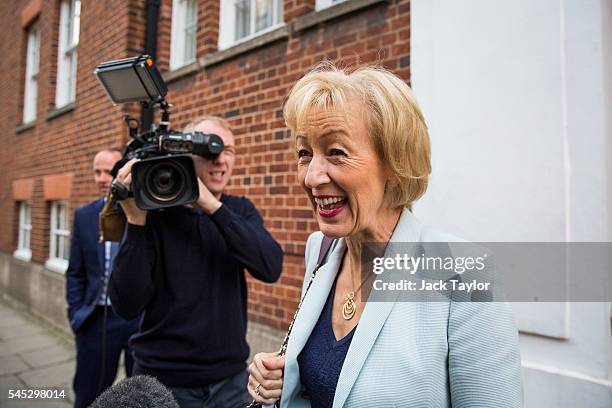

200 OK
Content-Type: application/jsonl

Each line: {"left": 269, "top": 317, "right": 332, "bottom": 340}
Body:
{"left": 137, "top": 98, "right": 171, "bottom": 134}
{"left": 124, "top": 115, "right": 141, "bottom": 142}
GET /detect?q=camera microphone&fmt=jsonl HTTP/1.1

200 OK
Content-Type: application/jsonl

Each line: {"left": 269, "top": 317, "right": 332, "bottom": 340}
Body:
{"left": 88, "top": 375, "right": 179, "bottom": 408}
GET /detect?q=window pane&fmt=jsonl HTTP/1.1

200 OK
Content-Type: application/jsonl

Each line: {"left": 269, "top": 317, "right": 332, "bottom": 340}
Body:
{"left": 185, "top": 29, "right": 196, "bottom": 62}
{"left": 255, "top": 0, "right": 273, "bottom": 32}
{"left": 51, "top": 204, "right": 57, "bottom": 232}
{"left": 61, "top": 235, "right": 70, "bottom": 260}
{"left": 19, "top": 202, "right": 31, "bottom": 250}
{"left": 235, "top": 0, "right": 250, "bottom": 40}
{"left": 185, "top": 0, "right": 196, "bottom": 26}
{"left": 71, "top": 0, "right": 81, "bottom": 47}
{"left": 32, "top": 27, "right": 40, "bottom": 75}
{"left": 60, "top": 203, "right": 68, "bottom": 229}
{"left": 58, "top": 235, "right": 64, "bottom": 260}
{"left": 25, "top": 203, "right": 31, "bottom": 227}
{"left": 276, "top": 0, "right": 282, "bottom": 24}
{"left": 184, "top": 0, "right": 197, "bottom": 64}
{"left": 23, "top": 26, "right": 40, "bottom": 123}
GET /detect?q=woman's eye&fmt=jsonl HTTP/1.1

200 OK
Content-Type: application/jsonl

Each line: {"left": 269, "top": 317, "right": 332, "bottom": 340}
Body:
{"left": 329, "top": 148, "right": 347, "bottom": 157}
{"left": 297, "top": 149, "right": 312, "bottom": 159}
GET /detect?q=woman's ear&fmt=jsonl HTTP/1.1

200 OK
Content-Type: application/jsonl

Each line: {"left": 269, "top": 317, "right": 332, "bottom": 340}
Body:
{"left": 383, "top": 176, "right": 398, "bottom": 205}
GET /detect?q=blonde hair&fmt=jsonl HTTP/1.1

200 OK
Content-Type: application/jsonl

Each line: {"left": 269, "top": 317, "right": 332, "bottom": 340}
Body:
{"left": 183, "top": 115, "right": 231, "bottom": 133}
{"left": 284, "top": 63, "right": 431, "bottom": 209}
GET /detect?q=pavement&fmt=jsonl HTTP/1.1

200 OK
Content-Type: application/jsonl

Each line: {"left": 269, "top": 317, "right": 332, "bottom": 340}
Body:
{"left": 0, "top": 300, "right": 75, "bottom": 407}
{"left": 0, "top": 296, "right": 278, "bottom": 407}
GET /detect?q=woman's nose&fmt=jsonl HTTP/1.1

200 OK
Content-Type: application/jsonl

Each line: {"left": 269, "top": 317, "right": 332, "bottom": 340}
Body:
{"left": 304, "top": 156, "right": 331, "bottom": 189}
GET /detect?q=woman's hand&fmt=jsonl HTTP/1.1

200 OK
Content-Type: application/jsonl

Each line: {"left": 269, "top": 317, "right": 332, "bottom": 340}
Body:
{"left": 247, "top": 352, "right": 285, "bottom": 405}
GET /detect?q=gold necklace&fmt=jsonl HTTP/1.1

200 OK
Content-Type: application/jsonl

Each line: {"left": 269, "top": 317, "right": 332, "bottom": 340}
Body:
{"left": 341, "top": 257, "right": 371, "bottom": 320}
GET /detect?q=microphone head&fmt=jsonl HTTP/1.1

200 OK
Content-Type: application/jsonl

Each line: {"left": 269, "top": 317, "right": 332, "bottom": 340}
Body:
{"left": 89, "top": 375, "right": 179, "bottom": 408}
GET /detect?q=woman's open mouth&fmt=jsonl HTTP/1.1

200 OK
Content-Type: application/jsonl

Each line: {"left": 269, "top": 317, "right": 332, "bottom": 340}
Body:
{"left": 314, "top": 196, "right": 347, "bottom": 218}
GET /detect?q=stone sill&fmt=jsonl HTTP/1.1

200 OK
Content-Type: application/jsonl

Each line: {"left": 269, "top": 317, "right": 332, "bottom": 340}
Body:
{"left": 16, "top": 121, "right": 36, "bottom": 134}
{"left": 163, "top": 61, "right": 199, "bottom": 83}
{"left": 202, "top": 24, "right": 289, "bottom": 68}
{"left": 45, "top": 102, "right": 76, "bottom": 121}
{"left": 163, "top": 0, "right": 389, "bottom": 84}
{"left": 164, "top": 25, "right": 290, "bottom": 84}
{"left": 295, "top": 0, "right": 390, "bottom": 32}
{"left": 44, "top": 258, "right": 68, "bottom": 274}
{"left": 13, "top": 249, "right": 32, "bottom": 262}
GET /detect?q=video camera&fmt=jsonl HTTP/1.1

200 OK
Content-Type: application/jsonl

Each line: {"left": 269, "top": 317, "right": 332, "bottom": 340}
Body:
{"left": 94, "top": 55, "right": 223, "bottom": 210}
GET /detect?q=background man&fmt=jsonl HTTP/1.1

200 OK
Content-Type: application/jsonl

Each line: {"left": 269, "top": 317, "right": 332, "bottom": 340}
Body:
{"left": 109, "top": 116, "right": 283, "bottom": 407}
{"left": 65, "top": 148, "right": 140, "bottom": 408}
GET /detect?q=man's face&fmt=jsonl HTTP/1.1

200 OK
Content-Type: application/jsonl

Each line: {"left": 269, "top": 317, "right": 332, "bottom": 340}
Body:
{"left": 191, "top": 121, "right": 236, "bottom": 198}
{"left": 93, "top": 150, "right": 121, "bottom": 197}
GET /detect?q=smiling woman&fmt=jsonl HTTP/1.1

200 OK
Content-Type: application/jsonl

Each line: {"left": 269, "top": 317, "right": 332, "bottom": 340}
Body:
{"left": 247, "top": 63, "right": 523, "bottom": 408}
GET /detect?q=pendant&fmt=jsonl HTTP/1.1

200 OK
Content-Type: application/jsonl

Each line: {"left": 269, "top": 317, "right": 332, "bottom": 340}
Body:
{"left": 342, "top": 291, "right": 356, "bottom": 320}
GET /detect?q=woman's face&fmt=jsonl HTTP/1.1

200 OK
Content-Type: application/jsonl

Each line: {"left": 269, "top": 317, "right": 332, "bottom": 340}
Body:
{"left": 296, "top": 98, "right": 391, "bottom": 240}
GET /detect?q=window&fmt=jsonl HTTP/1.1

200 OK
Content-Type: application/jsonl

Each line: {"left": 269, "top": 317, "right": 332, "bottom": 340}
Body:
{"left": 170, "top": 0, "right": 198, "bottom": 70}
{"left": 55, "top": 0, "right": 80, "bottom": 108}
{"left": 23, "top": 24, "right": 40, "bottom": 123}
{"left": 46, "top": 201, "right": 70, "bottom": 273}
{"left": 316, "top": 0, "right": 346, "bottom": 11}
{"left": 219, "top": 0, "right": 283, "bottom": 50}
{"left": 13, "top": 202, "right": 32, "bottom": 261}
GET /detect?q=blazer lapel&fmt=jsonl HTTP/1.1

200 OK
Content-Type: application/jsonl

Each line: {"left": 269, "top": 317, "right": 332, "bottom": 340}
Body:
{"left": 333, "top": 209, "right": 423, "bottom": 408}
{"left": 282, "top": 239, "right": 346, "bottom": 407}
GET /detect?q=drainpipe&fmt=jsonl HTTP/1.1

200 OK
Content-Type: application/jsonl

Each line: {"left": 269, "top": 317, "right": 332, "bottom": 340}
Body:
{"left": 141, "top": 0, "right": 161, "bottom": 132}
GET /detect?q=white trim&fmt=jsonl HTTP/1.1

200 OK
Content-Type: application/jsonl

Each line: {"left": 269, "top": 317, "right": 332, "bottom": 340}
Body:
{"left": 315, "top": 0, "right": 346, "bottom": 11}
{"left": 170, "top": 0, "right": 198, "bottom": 71}
{"left": 23, "top": 24, "right": 40, "bottom": 123}
{"left": 16, "top": 201, "right": 32, "bottom": 257}
{"left": 55, "top": 0, "right": 80, "bottom": 108}
{"left": 219, "top": 0, "right": 283, "bottom": 50}
{"left": 45, "top": 257, "right": 69, "bottom": 274}
{"left": 13, "top": 248, "right": 32, "bottom": 262}
{"left": 48, "top": 201, "right": 70, "bottom": 273}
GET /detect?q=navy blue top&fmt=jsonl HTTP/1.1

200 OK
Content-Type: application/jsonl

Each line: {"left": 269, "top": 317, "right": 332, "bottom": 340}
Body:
{"left": 108, "top": 195, "right": 283, "bottom": 387}
{"left": 297, "top": 276, "right": 357, "bottom": 408}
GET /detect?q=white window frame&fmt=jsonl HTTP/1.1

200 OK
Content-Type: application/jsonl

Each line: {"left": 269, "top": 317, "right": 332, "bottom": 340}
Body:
{"left": 13, "top": 202, "right": 32, "bottom": 262}
{"left": 219, "top": 0, "right": 284, "bottom": 50}
{"left": 55, "top": 0, "right": 80, "bottom": 108}
{"left": 316, "top": 0, "right": 346, "bottom": 11}
{"left": 23, "top": 23, "right": 40, "bottom": 123}
{"left": 45, "top": 201, "right": 70, "bottom": 273}
{"left": 170, "top": 0, "right": 198, "bottom": 70}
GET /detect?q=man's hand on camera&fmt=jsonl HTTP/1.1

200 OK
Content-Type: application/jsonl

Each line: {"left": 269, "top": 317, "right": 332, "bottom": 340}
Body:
{"left": 195, "top": 177, "right": 222, "bottom": 215}
{"left": 115, "top": 158, "right": 148, "bottom": 226}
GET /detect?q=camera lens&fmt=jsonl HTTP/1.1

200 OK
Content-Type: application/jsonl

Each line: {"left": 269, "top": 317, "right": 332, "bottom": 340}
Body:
{"left": 145, "top": 161, "right": 186, "bottom": 203}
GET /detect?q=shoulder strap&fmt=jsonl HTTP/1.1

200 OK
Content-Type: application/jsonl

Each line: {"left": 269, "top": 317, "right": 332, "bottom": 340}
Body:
{"left": 316, "top": 235, "right": 335, "bottom": 268}
{"left": 247, "top": 235, "right": 336, "bottom": 408}
{"left": 274, "top": 235, "right": 336, "bottom": 356}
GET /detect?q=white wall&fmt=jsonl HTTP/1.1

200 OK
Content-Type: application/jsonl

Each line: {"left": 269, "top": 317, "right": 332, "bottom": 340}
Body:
{"left": 411, "top": 0, "right": 611, "bottom": 406}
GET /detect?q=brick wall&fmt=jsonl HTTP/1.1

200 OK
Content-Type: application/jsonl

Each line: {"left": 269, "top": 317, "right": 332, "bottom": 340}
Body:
{"left": 0, "top": 0, "right": 410, "bottom": 330}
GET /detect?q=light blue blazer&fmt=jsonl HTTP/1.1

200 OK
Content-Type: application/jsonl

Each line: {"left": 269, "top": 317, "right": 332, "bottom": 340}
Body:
{"left": 280, "top": 209, "right": 523, "bottom": 407}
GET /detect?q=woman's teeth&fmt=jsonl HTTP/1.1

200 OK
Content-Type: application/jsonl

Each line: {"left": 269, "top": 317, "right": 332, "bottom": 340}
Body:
{"left": 314, "top": 197, "right": 346, "bottom": 210}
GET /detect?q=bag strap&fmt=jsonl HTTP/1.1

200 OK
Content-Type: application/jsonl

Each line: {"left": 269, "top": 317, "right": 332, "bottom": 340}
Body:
{"left": 246, "top": 235, "right": 336, "bottom": 408}
{"left": 277, "top": 235, "right": 335, "bottom": 356}
{"left": 316, "top": 235, "right": 335, "bottom": 270}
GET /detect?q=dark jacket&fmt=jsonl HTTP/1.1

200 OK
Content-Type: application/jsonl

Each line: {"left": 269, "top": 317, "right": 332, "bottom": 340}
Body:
{"left": 109, "top": 194, "right": 283, "bottom": 386}
{"left": 65, "top": 198, "right": 107, "bottom": 332}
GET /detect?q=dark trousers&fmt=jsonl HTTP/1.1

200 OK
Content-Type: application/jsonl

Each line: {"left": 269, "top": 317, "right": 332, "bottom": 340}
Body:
{"left": 73, "top": 306, "right": 139, "bottom": 408}
{"left": 169, "top": 370, "right": 250, "bottom": 408}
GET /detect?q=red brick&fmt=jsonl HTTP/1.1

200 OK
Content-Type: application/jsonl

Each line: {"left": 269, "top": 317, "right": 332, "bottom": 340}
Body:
{"left": 0, "top": 0, "right": 410, "bottom": 329}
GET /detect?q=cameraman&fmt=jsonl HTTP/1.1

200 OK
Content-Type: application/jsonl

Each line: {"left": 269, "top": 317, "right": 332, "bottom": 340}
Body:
{"left": 108, "top": 116, "right": 283, "bottom": 407}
